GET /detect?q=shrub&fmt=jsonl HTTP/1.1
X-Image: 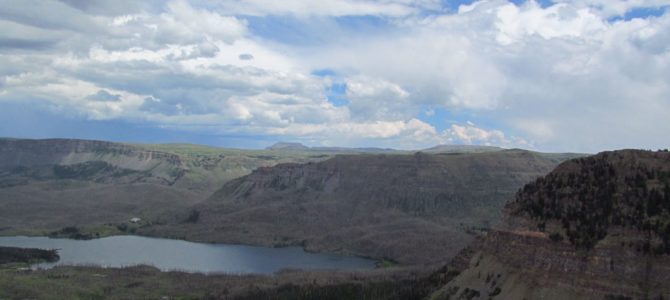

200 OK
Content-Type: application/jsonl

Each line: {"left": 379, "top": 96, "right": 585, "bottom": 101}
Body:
{"left": 184, "top": 209, "right": 200, "bottom": 223}
{"left": 549, "top": 232, "right": 564, "bottom": 242}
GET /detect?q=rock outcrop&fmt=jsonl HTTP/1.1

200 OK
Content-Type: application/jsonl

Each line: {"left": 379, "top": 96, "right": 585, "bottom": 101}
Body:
{"left": 150, "top": 150, "right": 572, "bottom": 265}
{"left": 435, "top": 150, "right": 670, "bottom": 299}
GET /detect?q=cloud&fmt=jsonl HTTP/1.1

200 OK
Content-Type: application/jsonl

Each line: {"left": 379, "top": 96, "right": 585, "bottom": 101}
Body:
{"left": 238, "top": 53, "right": 254, "bottom": 60}
{"left": 494, "top": 1, "right": 606, "bottom": 45}
{"left": 0, "top": 0, "right": 668, "bottom": 152}
{"left": 86, "top": 90, "right": 121, "bottom": 102}
{"left": 296, "top": 0, "right": 670, "bottom": 152}
{"left": 444, "top": 123, "right": 508, "bottom": 146}
{"left": 552, "top": 0, "right": 670, "bottom": 18}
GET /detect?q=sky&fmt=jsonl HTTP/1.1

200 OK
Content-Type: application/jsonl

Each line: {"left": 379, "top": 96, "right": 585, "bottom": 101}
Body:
{"left": 0, "top": 0, "right": 669, "bottom": 152}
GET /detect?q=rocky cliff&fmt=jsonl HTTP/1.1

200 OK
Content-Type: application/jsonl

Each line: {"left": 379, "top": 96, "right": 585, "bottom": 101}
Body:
{"left": 434, "top": 150, "right": 670, "bottom": 299}
{"left": 0, "top": 138, "right": 182, "bottom": 168}
{"left": 0, "top": 138, "right": 332, "bottom": 237}
{"left": 146, "top": 150, "right": 573, "bottom": 265}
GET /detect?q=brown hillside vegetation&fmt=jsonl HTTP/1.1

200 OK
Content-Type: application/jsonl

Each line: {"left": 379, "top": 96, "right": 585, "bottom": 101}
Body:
{"left": 434, "top": 150, "right": 670, "bottom": 299}
{"left": 0, "top": 138, "right": 334, "bottom": 236}
{"left": 144, "top": 150, "right": 568, "bottom": 265}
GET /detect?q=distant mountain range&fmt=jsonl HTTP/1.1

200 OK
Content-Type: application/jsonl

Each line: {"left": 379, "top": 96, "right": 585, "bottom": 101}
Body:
{"left": 266, "top": 141, "right": 402, "bottom": 153}
{"left": 267, "top": 141, "right": 505, "bottom": 154}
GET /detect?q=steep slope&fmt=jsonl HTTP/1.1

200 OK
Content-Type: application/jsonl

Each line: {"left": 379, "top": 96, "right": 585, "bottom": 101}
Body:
{"left": 434, "top": 150, "right": 670, "bottom": 299}
{"left": 0, "top": 138, "right": 333, "bottom": 236}
{"left": 145, "top": 150, "right": 574, "bottom": 265}
{"left": 0, "top": 138, "right": 182, "bottom": 184}
{"left": 0, "top": 138, "right": 339, "bottom": 191}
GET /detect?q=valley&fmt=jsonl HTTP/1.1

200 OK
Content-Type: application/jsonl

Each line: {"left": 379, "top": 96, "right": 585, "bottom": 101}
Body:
{"left": 2, "top": 1, "right": 666, "bottom": 298}
{"left": 17, "top": 138, "right": 670, "bottom": 299}
{"left": 0, "top": 139, "right": 577, "bottom": 266}
{"left": 144, "top": 149, "right": 571, "bottom": 265}
{"left": 0, "top": 138, "right": 339, "bottom": 237}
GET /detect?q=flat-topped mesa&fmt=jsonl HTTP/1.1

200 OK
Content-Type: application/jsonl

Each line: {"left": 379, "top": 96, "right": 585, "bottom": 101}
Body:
{"left": 215, "top": 151, "right": 560, "bottom": 215}
{"left": 186, "top": 150, "right": 571, "bottom": 265}
{"left": 0, "top": 138, "right": 183, "bottom": 168}
{"left": 437, "top": 150, "right": 670, "bottom": 299}
{"left": 265, "top": 142, "right": 309, "bottom": 151}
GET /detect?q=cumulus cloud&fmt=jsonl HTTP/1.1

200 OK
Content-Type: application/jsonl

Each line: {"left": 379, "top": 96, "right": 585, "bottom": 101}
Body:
{"left": 445, "top": 123, "right": 509, "bottom": 146}
{"left": 297, "top": 0, "right": 670, "bottom": 151}
{"left": 0, "top": 0, "right": 668, "bottom": 151}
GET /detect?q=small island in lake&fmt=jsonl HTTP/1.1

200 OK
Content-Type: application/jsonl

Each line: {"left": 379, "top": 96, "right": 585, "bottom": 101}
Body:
{"left": 0, "top": 246, "right": 59, "bottom": 264}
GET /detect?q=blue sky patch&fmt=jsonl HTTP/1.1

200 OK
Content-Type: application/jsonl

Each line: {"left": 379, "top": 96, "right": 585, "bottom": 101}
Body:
{"left": 325, "top": 83, "right": 349, "bottom": 107}
{"left": 609, "top": 6, "right": 668, "bottom": 22}
{"left": 312, "top": 69, "right": 338, "bottom": 77}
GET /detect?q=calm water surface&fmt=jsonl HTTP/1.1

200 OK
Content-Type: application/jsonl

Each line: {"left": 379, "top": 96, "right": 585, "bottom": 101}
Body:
{"left": 0, "top": 235, "right": 376, "bottom": 274}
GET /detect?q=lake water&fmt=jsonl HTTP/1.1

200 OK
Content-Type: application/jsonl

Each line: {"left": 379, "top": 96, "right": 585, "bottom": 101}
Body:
{"left": 0, "top": 235, "right": 376, "bottom": 274}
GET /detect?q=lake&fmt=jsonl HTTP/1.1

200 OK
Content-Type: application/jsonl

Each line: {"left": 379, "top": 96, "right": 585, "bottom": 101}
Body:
{"left": 0, "top": 235, "right": 377, "bottom": 274}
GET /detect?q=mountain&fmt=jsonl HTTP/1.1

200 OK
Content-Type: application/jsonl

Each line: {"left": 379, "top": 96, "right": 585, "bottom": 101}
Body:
{"left": 0, "top": 138, "right": 333, "bottom": 237}
{"left": 266, "top": 142, "right": 310, "bottom": 151}
{"left": 0, "top": 137, "right": 584, "bottom": 267}
{"left": 432, "top": 150, "right": 670, "bottom": 299}
{"left": 421, "top": 144, "right": 503, "bottom": 154}
{"left": 143, "top": 149, "right": 583, "bottom": 265}
{"left": 0, "top": 137, "right": 595, "bottom": 298}
{"left": 266, "top": 142, "right": 400, "bottom": 153}
{"left": 267, "top": 142, "right": 511, "bottom": 154}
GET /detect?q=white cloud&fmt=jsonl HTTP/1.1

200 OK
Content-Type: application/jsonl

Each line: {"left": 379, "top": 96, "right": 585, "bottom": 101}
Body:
{"left": 441, "top": 123, "right": 530, "bottom": 147}
{"left": 296, "top": 0, "right": 670, "bottom": 152}
{"left": 495, "top": 2, "right": 606, "bottom": 45}
{"left": 160, "top": 0, "right": 247, "bottom": 44}
{"left": 0, "top": 0, "right": 668, "bottom": 152}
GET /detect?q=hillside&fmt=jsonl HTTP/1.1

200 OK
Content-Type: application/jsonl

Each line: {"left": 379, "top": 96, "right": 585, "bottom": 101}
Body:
{"left": 143, "top": 150, "right": 577, "bottom": 265}
{"left": 433, "top": 150, "right": 670, "bottom": 299}
{"left": 0, "top": 138, "right": 334, "bottom": 236}
{"left": 0, "top": 138, "right": 340, "bottom": 192}
{"left": 421, "top": 144, "right": 503, "bottom": 154}
{"left": 0, "top": 137, "right": 584, "bottom": 266}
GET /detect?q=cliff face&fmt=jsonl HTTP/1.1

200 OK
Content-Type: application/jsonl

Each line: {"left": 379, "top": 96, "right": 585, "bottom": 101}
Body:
{"left": 217, "top": 150, "right": 557, "bottom": 217}
{"left": 0, "top": 138, "right": 182, "bottom": 168}
{"left": 151, "top": 150, "right": 569, "bottom": 265}
{"left": 0, "top": 138, "right": 331, "bottom": 237}
{"left": 435, "top": 150, "right": 670, "bottom": 299}
{"left": 0, "top": 138, "right": 188, "bottom": 189}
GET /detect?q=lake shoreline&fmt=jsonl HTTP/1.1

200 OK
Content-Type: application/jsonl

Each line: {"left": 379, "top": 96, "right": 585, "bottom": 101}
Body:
{"left": 0, "top": 235, "right": 379, "bottom": 275}
{"left": 0, "top": 261, "right": 443, "bottom": 299}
